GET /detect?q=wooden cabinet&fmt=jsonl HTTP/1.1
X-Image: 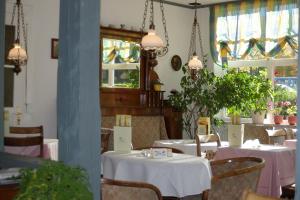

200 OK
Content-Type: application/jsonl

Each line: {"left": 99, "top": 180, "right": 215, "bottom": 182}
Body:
{"left": 163, "top": 102, "right": 183, "bottom": 139}
{"left": 100, "top": 90, "right": 141, "bottom": 107}
{"left": 0, "top": 183, "right": 19, "bottom": 200}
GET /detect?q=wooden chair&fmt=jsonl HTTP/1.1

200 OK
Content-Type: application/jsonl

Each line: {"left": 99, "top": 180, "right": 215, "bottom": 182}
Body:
{"left": 101, "top": 178, "right": 163, "bottom": 200}
{"left": 202, "top": 157, "right": 265, "bottom": 200}
{"left": 281, "top": 183, "right": 295, "bottom": 199}
{"left": 134, "top": 146, "right": 184, "bottom": 154}
{"left": 4, "top": 126, "right": 44, "bottom": 157}
{"left": 101, "top": 128, "right": 113, "bottom": 154}
{"left": 195, "top": 133, "right": 221, "bottom": 157}
{"left": 265, "top": 129, "right": 287, "bottom": 145}
{"left": 242, "top": 189, "right": 280, "bottom": 200}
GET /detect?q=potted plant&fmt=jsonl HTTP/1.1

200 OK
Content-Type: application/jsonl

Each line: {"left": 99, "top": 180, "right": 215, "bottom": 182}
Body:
{"left": 217, "top": 70, "right": 254, "bottom": 125}
{"left": 168, "top": 65, "right": 224, "bottom": 139}
{"left": 152, "top": 79, "right": 164, "bottom": 91}
{"left": 14, "top": 161, "right": 93, "bottom": 200}
{"left": 287, "top": 105, "right": 297, "bottom": 125}
{"left": 217, "top": 70, "right": 256, "bottom": 146}
{"left": 248, "top": 72, "right": 273, "bottom": 124}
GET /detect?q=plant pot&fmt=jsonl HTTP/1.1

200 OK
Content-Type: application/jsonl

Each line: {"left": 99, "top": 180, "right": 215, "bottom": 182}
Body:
{"left": 288, "top": 115, "right": 297, "bottom": 125}
{"left": 228, "top": 124, "right": 244, "bottom": 147}
{"left": 274, "top": 115, "right": 283, "bottom": 124}
{"left": 251, "top": 111, "right": 266, "bottom": 124}
{"left": 153, "top": 84, "right": 162, "bottom": 91}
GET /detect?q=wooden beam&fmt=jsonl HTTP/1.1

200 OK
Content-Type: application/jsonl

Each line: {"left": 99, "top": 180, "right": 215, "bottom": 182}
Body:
{"left": 0, "top": 0, "right": 6, "bottom": 151}
{"left": 58, "top": 0, "right": 101, "bottom": 199}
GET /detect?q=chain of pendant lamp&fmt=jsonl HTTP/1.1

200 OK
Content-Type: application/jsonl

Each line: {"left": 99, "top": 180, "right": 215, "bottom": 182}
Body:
{"left": 141, "top": 0, "right": 169, "bottom": 57}
{"left": 187, "top": 0, "right": 205, "bottom": 73}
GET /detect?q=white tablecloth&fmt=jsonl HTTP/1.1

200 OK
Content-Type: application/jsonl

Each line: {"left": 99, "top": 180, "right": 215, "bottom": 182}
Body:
{"left": 153, "top": 139, "right": 229, "bottom": 156}
{"left": 5, "top": 138, "right": 58, "bottom": 160}
{"left": 102, "top": 151, "right": 212, "bottom": 197}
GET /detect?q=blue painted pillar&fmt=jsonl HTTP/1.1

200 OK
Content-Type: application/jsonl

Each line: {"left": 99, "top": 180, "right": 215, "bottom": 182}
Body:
{"left": 58, "top": 0, "right": 101, "bottom": 199}
{"left": 296, "top": 1, "right": 300, "bottom": 199}
{"left": 0, "top": 0, "right": 5, "bottom": 151}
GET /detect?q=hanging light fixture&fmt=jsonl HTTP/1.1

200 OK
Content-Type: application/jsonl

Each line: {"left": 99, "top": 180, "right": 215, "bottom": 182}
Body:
{"left": 7, "top": 0, "right": 28, "bottom": 75}
{"left": 187, "top": 0, "right": 205, "bottom": 77}
{"left": 141, "top": 0, "right": 169, "bottom": 57}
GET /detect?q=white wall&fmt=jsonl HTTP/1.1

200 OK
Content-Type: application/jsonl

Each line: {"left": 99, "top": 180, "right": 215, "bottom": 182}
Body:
{"left": 4, "top": 0, "right": 211, "bottom": 138}
{"left": 5, "top": 0, "right": 59, "bottom": 138}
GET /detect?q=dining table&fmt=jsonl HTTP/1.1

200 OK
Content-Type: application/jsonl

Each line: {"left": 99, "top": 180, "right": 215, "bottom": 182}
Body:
{"left": 102, "top": 150, "right": 212, "bottom": 198}
{"left": 5, "top": 138, "right": 58, "bottom": 160}
{"left": 283, "top": 139, "right": 297, "bottom": 149}
{"left": 153, "top": 139, "right": 229, "bottom": 156}
{"left": 214, "top": 144, "right": 296, "bottom": 198}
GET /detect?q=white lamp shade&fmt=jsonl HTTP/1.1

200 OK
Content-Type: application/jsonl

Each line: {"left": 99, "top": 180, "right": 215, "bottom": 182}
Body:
{"left": 188, "top": 55, "right": 203, "bottom": 70}
{"left": 141, "top": 29, "right": 164, "bottom": 50}
{"left": 7, "top": 43, "right": 27, "bottom": 64}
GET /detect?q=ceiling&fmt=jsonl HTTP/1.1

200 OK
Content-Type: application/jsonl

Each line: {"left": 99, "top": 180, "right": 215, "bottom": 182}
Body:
{"left": 160, "top": 0, "right": 239, "bottom": 8}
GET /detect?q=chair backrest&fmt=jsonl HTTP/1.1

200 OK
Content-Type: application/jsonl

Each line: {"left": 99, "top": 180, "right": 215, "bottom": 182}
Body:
{"left": 101, "top": 178, "right": 163, "bottom": 200}
{"left": 265, "top": 129, "right": 287, "bottom": 145}
{"left": 195, "top": 133, "right": 221, "bottom": 157}
{"left": 5, "top": 126, "right": 44, "bottom": 157}
{"left": 101, "top": 128, "right": 113, "bottom": 154}
{"left": 202, "top": 157, "right": 265, "bottom": 200}
{"left": 134, "top": 146, "right": 184, "bottom": 154}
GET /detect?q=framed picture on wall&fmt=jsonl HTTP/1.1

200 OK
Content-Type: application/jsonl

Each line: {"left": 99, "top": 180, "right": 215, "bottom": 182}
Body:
{"left": 51, "top": 38, "right": 59, "bottom": 59}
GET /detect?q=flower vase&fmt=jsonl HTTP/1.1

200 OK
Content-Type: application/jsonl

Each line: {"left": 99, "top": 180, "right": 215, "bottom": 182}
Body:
{"left": 288, "top": 115, "right": 297, "bottom": 125}
{"left": 274, "top": 115, "right": 283, "bottom": 124}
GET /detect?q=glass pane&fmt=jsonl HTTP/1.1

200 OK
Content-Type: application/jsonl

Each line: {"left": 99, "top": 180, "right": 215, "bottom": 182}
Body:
{"left": 101, "top": 38, "right": 141, "bottom": 89}
{"left": 274, "top": 66, "right": 297, "bottom": 112}
{"left": 101, "top": 70, "right": 109, "bottom": 87}
{"left": 113, "top": 69, "right": 140, "bottom": 89}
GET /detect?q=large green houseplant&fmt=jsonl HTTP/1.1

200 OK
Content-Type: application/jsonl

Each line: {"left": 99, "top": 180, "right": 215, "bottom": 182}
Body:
{"left": 14, "top": 161, "right": 93, "bottom": 200}
{"left": 216, "top": 69, "right": 254, "bottom": 124}
{"left": 248, "top": 71, "right": 273, "bottom": 123}
{"left": 168, "top": 65, "right": 224, "bottom": 139}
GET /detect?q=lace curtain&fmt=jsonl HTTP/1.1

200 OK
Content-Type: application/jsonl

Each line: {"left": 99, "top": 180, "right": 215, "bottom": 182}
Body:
{"left": 210, "top": 0, "right": 299, "bottom": 67}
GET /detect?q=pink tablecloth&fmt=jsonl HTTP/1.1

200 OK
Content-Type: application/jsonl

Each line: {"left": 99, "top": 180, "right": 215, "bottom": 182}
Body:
{"left": 4, "top": 139, "right": 58, "bottom": 160}
{"left": 283, "top": 139, "right": 297, "bottom": 149}
{"left": 214, "top": 145, "right": 296, "bottom": 198}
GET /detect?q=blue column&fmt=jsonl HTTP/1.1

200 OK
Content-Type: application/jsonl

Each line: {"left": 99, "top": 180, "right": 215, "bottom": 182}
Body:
{"left": 0, "top": 0, "right": 6, "bottom": 151}
{"left": 296, "top": 1, "right": 300, "bottom": 199}
{"left": 58, "top": 0, "right": 100, "bottom": 199}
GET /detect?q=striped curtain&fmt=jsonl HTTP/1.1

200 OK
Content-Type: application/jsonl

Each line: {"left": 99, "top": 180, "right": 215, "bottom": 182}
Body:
{"left": 210, "top": 0, "right": 299, "bottom": 68}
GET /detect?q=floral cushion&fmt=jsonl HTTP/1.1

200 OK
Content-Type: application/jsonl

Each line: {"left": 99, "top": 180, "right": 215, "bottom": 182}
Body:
{"left": 102, "top": 184, "right": 160, "bottom": 200}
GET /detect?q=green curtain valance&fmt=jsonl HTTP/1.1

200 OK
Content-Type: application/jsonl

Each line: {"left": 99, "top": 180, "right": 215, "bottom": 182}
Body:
{"left": 210, "top": 0, "right": 299, "bottom": 68}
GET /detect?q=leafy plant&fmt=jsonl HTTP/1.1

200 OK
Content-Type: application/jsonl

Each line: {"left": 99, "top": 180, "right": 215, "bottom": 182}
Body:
{"left": 287, "top": 105, "right": 297, "bottom": 116}
{"left": 15, "top": 161, "right": 93, "bottom": 200}
{"left": 274, "top": 85, "right": 297, "bottom": 105}
{"left": 168, "top": 65, "right": 224, "bottom": 139}
{"left": 248, "top": 71, "right": 273, "bottom": 114}
{"left": 216, "top": 69, "right": 254, "bottom": 116}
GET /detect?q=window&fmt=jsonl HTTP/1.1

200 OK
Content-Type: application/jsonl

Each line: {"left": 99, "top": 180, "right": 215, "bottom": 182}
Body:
{"left": 210, "top": 0, "right": 298, "bottom": 121}
{"left": 101, "top": 38, "right": 141, "bottom": 89}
